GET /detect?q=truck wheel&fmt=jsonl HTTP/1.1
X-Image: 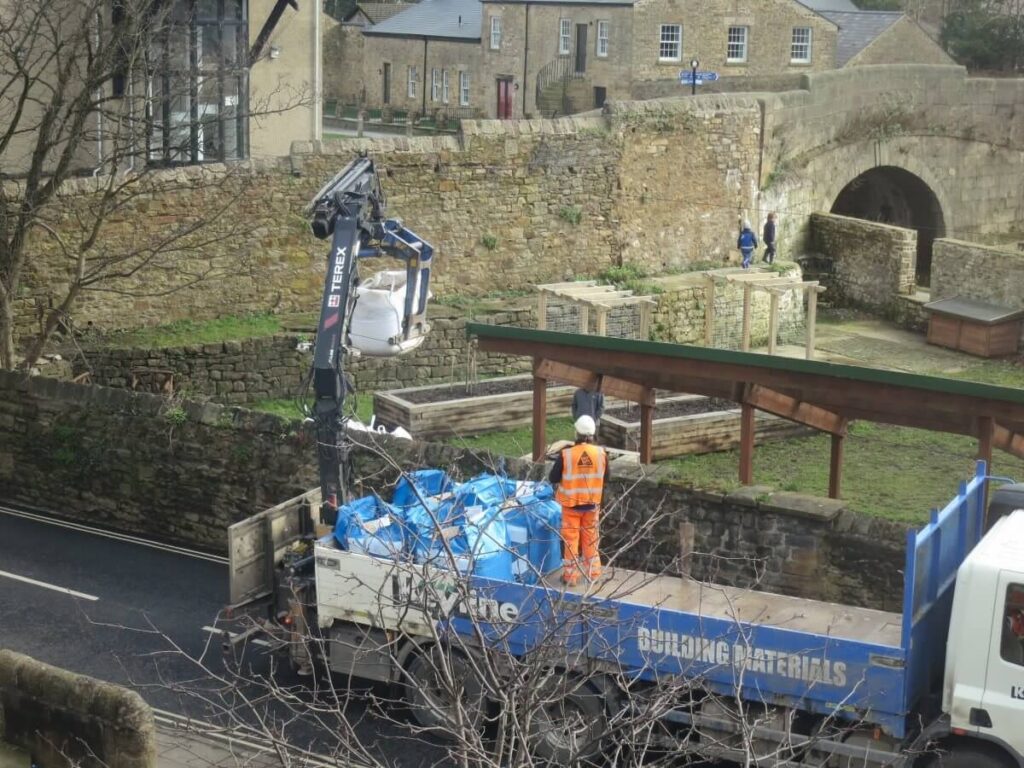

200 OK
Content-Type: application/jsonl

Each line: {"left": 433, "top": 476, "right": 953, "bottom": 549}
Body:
{"left": 925, "top": 743, "right": 1016, "bottom": 768}
{"left": 405, "top": 644, "right": 486, "bottom": 732}
{"left": 528, "top": 679, "right": 606, "bottom": 766}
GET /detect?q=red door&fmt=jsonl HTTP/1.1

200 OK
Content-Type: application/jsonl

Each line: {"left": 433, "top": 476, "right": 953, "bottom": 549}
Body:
{"left": 496, "top": 78, "right": 513, "bottom": 119}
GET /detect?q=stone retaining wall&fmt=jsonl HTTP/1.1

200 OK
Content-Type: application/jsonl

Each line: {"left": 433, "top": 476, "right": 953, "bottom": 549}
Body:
{"left": 810, "top": 213, "right": 916, "bottom": 314}
{"left": 0, "top": 372, "right": 908, "bottom": 609}
{"left": 0, "top": 650, "right": 155, "bottom": 768}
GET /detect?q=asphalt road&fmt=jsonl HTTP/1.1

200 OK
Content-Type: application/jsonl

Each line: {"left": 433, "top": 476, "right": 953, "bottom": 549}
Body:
{"left": 0, "top": 505, "right": 435, "bottom": 766}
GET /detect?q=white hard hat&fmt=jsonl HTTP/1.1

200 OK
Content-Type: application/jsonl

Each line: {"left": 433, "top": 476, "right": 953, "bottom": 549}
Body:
{"left": 574, "top": 415, "right": 596, "bottom": 437}
{"left": 743, "top": 220, "right": 751, "bottom": 229}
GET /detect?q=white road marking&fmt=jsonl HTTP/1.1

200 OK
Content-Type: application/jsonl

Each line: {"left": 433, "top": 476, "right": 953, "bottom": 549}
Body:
{"left": 0, "top": 504, "right": 228, "bottom": 564}
{"left": 202, "top": 624, "right": 271, "bottom": 647}
{"left": 0, "top": 568, "right": 99, "bottom": 601}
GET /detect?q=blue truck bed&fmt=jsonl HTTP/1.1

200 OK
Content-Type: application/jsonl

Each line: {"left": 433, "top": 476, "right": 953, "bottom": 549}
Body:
{"left": 321, "top": 463, "right": 989, "bottom": 739}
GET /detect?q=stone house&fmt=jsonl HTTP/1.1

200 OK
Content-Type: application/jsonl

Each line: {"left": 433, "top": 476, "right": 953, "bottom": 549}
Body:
{"left": 332, "top": 0, "right": 954, "bottom": 119}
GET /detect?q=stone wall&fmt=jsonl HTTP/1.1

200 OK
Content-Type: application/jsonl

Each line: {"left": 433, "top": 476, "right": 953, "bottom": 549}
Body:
{"left": 845, "top": 18, "right": 955, "bottom": 68}
{"left": 932, "top": 238, "right": 1024, "bottom": 349}
{"left": 0, "top": 372, "right": 910, "bottom": 610}
{"left": 323, "top": 21, "right": 366, "bottom": 107}
{"left": 75, "top": 307, "right": 533, "bottom": 403}
{"left": 810, "top": 213, "right": 916, "bottom": 313}
{"left": 0, "top": 650, "right": 156, "bottom": 768}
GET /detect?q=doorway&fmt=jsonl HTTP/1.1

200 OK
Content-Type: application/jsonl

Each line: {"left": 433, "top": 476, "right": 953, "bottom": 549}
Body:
{"left": 383, "top": 63, "right": 391, "bottom": 105}
{"left": 575, "top": 24, "right": 588, "bottom": 73}
{"left": 496, "top": 77, "right": 514, "bottom": 119}
{"left": 593, "top": 86, "right": 606, "bottom": 109}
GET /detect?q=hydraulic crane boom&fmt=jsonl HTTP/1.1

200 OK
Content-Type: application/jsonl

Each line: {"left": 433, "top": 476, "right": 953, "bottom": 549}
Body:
{"left": 306, "top": 156, "right": 433, "bottom": 525}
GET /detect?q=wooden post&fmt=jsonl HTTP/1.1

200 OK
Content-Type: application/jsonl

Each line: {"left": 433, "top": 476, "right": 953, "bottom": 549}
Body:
{"left": 704, "top": 275, "right": 715, "bottom": 346}
{"left": 805, "top": 287, "right": 818, "bottom": 360}
{"left": 639, "top": 402, "right": 654, "bottom": 464}
{"left": 537, "top": 291, "right": 547, "bottom": 330}
{"left": 578, "top": 303, "right": 589, "bottom": 334}
{"left": 739, "top": 401, "right": 755, "bottom": 485}
{"left": 639, "top": 302, "right": 652, "bottom": 341}
{"left": 596, "top": 307, "right": 608, "bottom": 337}
{"left": 678, "top": 521, "right": 695, "bottom": 578}
{"left": 768, "top": 291, "right": 780, "bottom": 355}
{"left": 532, "top": 362, "right": 547, "bottom": 462}
{"left": 829, "top": 432, "right": 845, "bottom": 499}
{"left": 741, "top": 284, "right": 753, "bottom": 352}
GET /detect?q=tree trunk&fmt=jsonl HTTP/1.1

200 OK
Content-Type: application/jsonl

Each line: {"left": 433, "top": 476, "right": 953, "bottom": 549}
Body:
{"left": 21, "top": 283, "right": 80, "bottom": 370}
{"left": 0, "top": 293, "right": 15, "bottom": 370}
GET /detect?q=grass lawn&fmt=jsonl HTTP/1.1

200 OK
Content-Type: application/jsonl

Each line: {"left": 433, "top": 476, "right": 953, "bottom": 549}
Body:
{"left": 447, "top": 419, "right": 1024, "bottom": 525}
{"left": 249, "top": 394, "right": 375, "bottom": 424}
{"left": 106, "top": 313, "right": 283, "bottom": 349}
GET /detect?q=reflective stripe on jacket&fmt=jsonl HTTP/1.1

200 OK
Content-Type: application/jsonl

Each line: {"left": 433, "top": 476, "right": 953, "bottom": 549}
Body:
{"left": 554, "top": 443, "right": 607, "bottom": 507}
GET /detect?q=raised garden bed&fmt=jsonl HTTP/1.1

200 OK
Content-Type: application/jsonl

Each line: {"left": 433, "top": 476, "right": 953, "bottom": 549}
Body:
{"left": 599, "top": 395, "right": 812, "bottom": 461}
{"left": 374, "top": 374, "right": 575, "bottom": 440}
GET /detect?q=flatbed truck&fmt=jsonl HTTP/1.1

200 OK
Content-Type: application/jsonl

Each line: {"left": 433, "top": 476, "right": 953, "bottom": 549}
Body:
{"left": 228, "top": 462, "right": 1024, "bottom": 767}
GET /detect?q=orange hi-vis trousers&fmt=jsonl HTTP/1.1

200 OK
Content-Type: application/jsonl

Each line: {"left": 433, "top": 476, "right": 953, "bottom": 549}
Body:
{"left": 560, "top": 506, "right": 601, "bottom": 584}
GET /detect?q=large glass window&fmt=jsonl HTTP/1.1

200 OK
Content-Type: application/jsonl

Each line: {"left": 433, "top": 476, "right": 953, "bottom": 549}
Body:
{"left": 148, "top": 0, "right": 249, "bottom": 164}
{"left": 407, "top": 65, "right": 418, "bottom": 98}
{"left": 559, "top": 19, "right": 571, "bottom": 55}
{"left": 490, "top": 16, "right": 502, "bottom": 50}
{"left": 432, "top": 68, "right": 441, "bottom": 102}
{"left": 1002, "top": 583, "right": 1024, "bottom": 667}
{"left": 791, "top": 27, "right": 812, "bottom": 63}
{"left": 727, "top": 25, "right": 748, "bottom": 63}
{"left": 659, "top": 24, "right": 681, "bottom": 62}
{"left": 442, "top": 70, "right": 450, "bottom": 104}
{"left": 459, "top": 71, "right": 470, "bottom": 106}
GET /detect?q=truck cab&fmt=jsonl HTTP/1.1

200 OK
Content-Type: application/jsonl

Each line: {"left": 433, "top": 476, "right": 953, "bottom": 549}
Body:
{"left": 944, "top": 510, "right": 1024, "bottom": 765}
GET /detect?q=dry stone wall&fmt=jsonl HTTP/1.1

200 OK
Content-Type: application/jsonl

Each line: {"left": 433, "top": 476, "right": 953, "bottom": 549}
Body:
{"left": 0, "top": 372, "right": 908, "bottom": 609}
{"left": 809, "top": 213, "right": 916, "bottom": 314}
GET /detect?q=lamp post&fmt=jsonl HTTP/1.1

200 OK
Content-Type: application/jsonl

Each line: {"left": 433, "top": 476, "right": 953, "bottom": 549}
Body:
{"left": 690, "top": 58, "right": 699, "bottom": 96}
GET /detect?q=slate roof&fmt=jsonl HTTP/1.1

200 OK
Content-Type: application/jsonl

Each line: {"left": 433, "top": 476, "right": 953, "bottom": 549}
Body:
{"left": 820, "top": 10, "right": 904, "bottom": 65}
{"left": 796, "top": 0, "right": 859, "bottom": 12}
{"left": 480, "top": 0, "right": 633, "bottom": 4}
{"left": 347, "top": 2, "right": 414, "bottom": 23}
{"left": 363, "top": 0, "right": 481, "bottom": 39}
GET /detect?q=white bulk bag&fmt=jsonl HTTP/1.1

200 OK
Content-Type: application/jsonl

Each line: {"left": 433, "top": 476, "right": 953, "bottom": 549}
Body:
{"left": 349, "top": 270, "right": 429, "bottom": 356}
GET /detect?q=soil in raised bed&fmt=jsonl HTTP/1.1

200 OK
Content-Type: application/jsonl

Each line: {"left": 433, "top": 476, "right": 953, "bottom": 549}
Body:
{"left": 606, "top": 397, "right": 737, "bottom": 422}
{"left": 399, "top": 378, "right": 562, "bottom": 404}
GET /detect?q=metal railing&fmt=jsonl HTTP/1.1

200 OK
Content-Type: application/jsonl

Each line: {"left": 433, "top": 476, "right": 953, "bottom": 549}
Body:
{"left": 535, "top": 56, "right": 584, "bottom": 117}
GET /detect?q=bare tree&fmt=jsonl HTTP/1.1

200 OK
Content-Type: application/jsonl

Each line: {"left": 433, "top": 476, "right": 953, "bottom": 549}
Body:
{"left": 0, "top": 0, "right": 307, "bottom": 369}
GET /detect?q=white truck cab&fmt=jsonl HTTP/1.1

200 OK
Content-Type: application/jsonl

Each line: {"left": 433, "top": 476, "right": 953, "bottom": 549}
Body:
{"left": 944, "top": 509, "right": 1024, "bottom": 764}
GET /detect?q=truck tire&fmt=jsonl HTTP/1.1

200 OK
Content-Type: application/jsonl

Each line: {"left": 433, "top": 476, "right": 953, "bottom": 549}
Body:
{"left": 528, "top": 678, "right": 606, "bottom": 766}
{"left": 405, "top": 644, "right": 486, "bottom": 732}
{"left": 925, "top": 743, "right": 1016, "bottom": 768}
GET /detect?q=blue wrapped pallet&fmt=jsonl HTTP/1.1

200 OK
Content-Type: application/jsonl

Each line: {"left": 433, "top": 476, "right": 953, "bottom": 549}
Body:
{"left": 334, "top": 495, "right": 405, "bottom": 560}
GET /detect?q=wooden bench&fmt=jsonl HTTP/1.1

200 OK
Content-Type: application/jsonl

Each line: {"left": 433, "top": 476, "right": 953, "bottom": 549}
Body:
{"left": 924, "top": 296, "right": 1024, "bottom": 358}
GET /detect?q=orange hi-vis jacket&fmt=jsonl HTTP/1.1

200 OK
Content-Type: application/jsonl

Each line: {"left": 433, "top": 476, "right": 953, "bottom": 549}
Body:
{"left": 554, "top": 442, "right": 607, "bottom": 508}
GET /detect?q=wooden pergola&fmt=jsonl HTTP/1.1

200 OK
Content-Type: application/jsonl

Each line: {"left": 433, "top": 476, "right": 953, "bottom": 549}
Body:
{"left": 467, "top": 324, "right": 1024, "bottom": 498}
{"left": 536, "top": 281, "right": 657, "bottom": 338}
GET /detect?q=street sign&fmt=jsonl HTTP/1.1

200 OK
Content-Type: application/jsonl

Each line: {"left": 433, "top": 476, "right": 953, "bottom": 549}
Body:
{"left": 679, "top": 70, "right": 720, "bottom": 85}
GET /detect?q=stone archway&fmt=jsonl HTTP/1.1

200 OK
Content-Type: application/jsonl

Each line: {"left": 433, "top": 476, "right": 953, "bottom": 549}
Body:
{"left": 831, "top": 166, "right": 946, "bottom": 287}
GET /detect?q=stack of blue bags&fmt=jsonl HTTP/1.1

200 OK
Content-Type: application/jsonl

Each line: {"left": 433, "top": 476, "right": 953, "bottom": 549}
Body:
{"left": 332, "top": 469, "right": 562, "bottom": 585}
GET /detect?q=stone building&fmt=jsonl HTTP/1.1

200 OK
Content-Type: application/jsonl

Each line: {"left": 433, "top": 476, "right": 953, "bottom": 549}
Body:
{"left": 332, "top": 0, "right": 953, "bottom": 119}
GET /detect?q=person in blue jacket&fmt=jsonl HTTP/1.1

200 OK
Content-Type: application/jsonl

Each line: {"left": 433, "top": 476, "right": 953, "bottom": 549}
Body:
{"left": 737, "top": 221, "right": 758, "bottom": 269}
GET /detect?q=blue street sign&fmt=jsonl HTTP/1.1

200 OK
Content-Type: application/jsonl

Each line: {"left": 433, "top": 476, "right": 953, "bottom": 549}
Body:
{"left": 679, "top": 70, "right": 720, "bottom": 85}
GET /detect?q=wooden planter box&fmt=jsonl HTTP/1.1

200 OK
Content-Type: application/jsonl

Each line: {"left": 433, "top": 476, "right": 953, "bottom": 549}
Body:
{"left": 374, "top": 374, "right": 575, "bottom": 440}
{"left": 598, "top": 395, "right": 812, "bottom": 461}
{"left": 925, "top": 296, "right": 1024, "bottom": 358}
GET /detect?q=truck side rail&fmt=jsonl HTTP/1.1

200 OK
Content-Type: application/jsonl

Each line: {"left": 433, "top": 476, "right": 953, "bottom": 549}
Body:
{"left": 228, "top": 489, "right": 321, "bottom": 608}
{"left": 901, "top": 460, "right": 988, "bottom": 712}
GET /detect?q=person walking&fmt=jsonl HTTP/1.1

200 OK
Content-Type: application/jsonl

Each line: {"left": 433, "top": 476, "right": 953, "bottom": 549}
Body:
{"left": 571, "top": 380, "right": 604, "bottom": 433}
{"left": 549, "top": 415, "right": 609, "bottom": 586}
{"left": 762, "top": 212, "right": 777, "bottom": 264}
{"left": 737, "top": 221, "right": 758, "bottom": 269}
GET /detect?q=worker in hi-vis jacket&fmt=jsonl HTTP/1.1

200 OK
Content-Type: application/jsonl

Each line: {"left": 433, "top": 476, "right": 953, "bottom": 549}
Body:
{"left": 549, "top": 415, "right": 610, "bottom": 586}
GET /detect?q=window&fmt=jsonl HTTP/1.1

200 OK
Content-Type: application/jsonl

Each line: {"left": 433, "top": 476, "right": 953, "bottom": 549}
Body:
{"left": 659, "top": 24, "right": 681, "bottom": 62}
{"left": 1001, "top": 583, "right": 1024, "bottom": 667}
{"left": 559, "top": 18, "right": 571, "bottom": 55}
{"left": 432, "top": 68, "right": 440, "bottom": 102}
{"left": 442, "top": 70, "right": 450, "bottom": 104}
{"left": 727, "top": 25, "right": 748, "bottom": 63}
{"left": 459, "top": 71, "right": 470, "bottom": 106}
{"left": 407, "top": 65, "right": 417, "bottom": 98}
{"left": 596, "top": 20, "right": 609, "bottom": 57}
{"left": 148, "top": 0, "right": 249, "bottom": 164}
{"left": 490, "top": 16, "right": 502, "bottom": 49}
{"left": 791, "top": 27, "right": 811, "bottom": 63}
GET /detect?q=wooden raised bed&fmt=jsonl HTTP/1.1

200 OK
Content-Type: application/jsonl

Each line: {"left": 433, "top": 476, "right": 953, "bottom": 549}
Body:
{"left": 599, "top": 395, "right": 812, "bottom": 461}
{"left": 374, "top": 374, "right": 575, "bottom": 440}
